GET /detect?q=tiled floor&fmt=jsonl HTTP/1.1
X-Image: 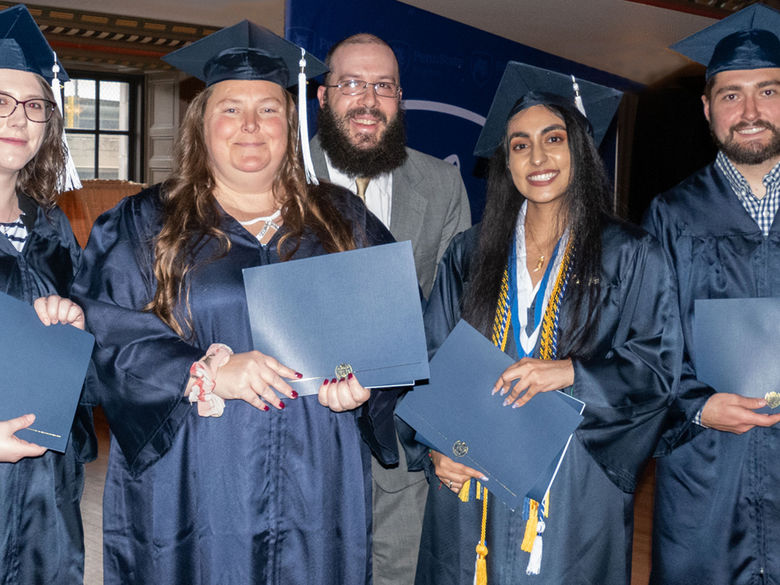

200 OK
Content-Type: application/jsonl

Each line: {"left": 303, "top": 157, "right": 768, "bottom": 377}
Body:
{"left": 80, "top": 410, "right": 654, "bottom": 585}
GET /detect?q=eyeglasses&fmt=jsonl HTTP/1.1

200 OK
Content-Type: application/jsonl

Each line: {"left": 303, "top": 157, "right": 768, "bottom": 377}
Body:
{"left": 323, "top": 79, "right": 401, "bottom": 98}
{"left": 0, "top": 92, "right": 56, "bottom": 123}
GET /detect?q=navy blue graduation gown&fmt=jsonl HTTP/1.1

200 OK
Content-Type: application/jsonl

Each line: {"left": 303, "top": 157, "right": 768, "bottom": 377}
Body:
{"left": 72, "top": 184, "right": 401, "bottom": 585}
{"left": 0, "top": 195, "right": 94, "bottom": 585}
{"left": 411, "top": 218, "right": 681, "bottom": 585}
{"left": 643, "top": 162, "right": 780, "bottom": 585}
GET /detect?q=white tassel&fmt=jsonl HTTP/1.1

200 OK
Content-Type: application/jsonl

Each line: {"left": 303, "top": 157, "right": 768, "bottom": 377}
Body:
{"left": 525, "top": 518, "right": 544, "bottom": 575}
{"left": 297, "top": 48, "right": 318, "bottom": 185}
{"left": 571, "top": 75, "right": 586, "bottom": 118}
{"left": 50, "top": 53, "right": 82, "bottom": 192}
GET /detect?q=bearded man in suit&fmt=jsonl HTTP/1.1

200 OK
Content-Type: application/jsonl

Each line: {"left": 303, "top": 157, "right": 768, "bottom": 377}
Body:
{"left": 311, "top": 33, "right": 471, "bottom": 585}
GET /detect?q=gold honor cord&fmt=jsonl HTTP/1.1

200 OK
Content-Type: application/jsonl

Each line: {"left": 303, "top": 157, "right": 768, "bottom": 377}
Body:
{"left": 458, "top": 237, "right": 575, "bottom": 581}
{"left": 491, "top": 268, "right": 512, "bottom": 352}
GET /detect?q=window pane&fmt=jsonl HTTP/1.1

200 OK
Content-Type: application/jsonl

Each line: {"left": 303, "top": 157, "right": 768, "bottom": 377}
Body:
{"left": 98, "top": 135, "right": 129, "bottom": 180}
{"left": 66, "top": 132, "right": 95, "bottom": 179}
{"left": 99, "top": 81, "right": 130, "bottom": 131}
{"left": 64, "top": 80, "right": 96, "bottom": 130}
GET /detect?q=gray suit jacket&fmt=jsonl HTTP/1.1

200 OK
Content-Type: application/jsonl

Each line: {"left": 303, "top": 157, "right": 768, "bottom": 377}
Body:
{"left": 310, "top": 135, "right": 471, "bottom": 298}
{"left": 310, "top": 135, "right": 471, "bottom": 492}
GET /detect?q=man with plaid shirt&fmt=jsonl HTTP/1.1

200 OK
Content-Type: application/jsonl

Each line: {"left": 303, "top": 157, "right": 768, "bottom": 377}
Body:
{"left": 642, "top": 5, "right": 780, "bottom": 584}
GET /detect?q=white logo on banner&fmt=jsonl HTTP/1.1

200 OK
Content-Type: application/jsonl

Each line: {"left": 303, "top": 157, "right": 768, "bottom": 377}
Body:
{"left": 402, "top": 99, "right": 486, "bottom": 169}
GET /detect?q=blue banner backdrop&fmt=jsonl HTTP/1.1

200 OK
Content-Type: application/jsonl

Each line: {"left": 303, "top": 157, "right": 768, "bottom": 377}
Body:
{"left": 286, "top": 0, "right": 639, "bottom": 221}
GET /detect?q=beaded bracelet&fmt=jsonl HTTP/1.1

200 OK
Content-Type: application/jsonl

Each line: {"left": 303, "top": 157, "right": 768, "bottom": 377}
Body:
{"left": 188, "top": 343, "right": 233, "bottom": 417}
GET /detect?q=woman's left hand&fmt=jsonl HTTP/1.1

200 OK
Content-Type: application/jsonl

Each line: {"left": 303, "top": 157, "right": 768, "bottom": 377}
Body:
{"left": 493, "top": 357, "right": 574, "bottom": 408}
{"left": 318, "top": 373, "right": 370, "bottom": 412}
{"left": 0, "top": 414, "right": 47, "bottom": 462}
{"left": 33, "top": 295, "right": 85, "bottom": 330}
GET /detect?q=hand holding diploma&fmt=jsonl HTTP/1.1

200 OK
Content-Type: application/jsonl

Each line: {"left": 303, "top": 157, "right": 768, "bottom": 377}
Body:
{"left": 431, "top": 450, "right": 487, "bottom": 494}
{"left": 33, "top": 295, "right": 85, "bottom": 329}
{"left": 317, "top": 373, "right": 370, "bottom": 412}
{"left": 189, "top": 345, "right": 374, "bottom": 414}
{"left": 0, "top": 414, "right": 47, "bottom": 462}
{"left": 701, "top": 393, "right": 780, "bottom": 434}
{"left": 693, "top": 298, "right": 780, "bottom": 433}
{"left": 212, "top": 350, "right": 300, "bottom": 412}
{"left": 396, "top": 321, "right": 585, "bottom": 509}
{"left": 0, "top": 295, "right": 88, "bottom": 460}
{"left": 492, "top": 357, "right": 575, "bottom": 408}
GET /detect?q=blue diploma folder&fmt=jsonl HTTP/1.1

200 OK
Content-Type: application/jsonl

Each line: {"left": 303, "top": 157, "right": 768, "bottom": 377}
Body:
{"left": 396, "top": 320, "right": 584, "bottom": 510}
{"left": 0, "top": 292, "right": 94, "bottom": 452}
{"left": 243, "top": 241, "right": 428, "bottom": 396}
{"left": 694, "top": 297, "right": 780, "bottom": 398}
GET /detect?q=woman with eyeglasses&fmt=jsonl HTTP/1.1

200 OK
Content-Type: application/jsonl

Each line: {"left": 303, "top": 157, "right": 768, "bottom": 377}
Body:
{"left": 0, "top": 4, "right": 95, "bottom": 584}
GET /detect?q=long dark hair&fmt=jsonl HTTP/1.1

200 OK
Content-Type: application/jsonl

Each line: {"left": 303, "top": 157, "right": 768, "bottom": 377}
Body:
{"left": 147, "top": 86, "right": 357, "bottom": 338}
{"left": 461, "top": 102, "right": 612, "bottom": 357}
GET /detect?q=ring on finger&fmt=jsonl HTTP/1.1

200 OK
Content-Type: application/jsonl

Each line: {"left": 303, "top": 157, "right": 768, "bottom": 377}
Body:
{"left": 448, "top": 479, "right": 453, "bottom": 489}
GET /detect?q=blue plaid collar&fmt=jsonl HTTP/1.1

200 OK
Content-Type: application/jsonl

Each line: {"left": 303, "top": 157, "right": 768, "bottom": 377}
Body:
{"left": 715, "top": 151, "right": 780, "bottom": 199}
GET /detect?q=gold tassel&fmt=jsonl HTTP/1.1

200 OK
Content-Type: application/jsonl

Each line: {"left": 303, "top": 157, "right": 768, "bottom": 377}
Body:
{"left": 458, "top": 479, "right": 471, "bottom": 502}
{"left": 475, "top": 544, "right": 488, "bottom": 585}
{"left": 474, "top": 486, "right": 489, "bottom": 585}
{"left": 520, "top": 500, "right": 539, "bottom": 552}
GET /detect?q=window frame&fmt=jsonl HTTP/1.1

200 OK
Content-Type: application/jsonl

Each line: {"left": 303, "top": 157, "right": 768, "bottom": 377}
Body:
{"left": 62, "top": 70, "right": 144, "bottom": 182}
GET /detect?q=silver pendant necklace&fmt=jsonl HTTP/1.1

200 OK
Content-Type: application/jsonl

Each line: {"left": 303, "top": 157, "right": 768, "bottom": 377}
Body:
{"left": 238, "top": 209, "right": 281, "bottom": 241}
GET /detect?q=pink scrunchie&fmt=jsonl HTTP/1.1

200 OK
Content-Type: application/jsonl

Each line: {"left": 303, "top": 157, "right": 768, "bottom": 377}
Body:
{"left": 188, "top": 343, "right": 233, "bottom": 417}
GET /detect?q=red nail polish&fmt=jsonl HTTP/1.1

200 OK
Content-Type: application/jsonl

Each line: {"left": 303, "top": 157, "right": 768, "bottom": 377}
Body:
{"left": 291, "top": 391, "right": 299, "bottom": 399}
{"left": 279, "top": 401, "right": 286, "bottom": 409}
{"left": 296, "top": 372, "right": 303, "bottom": 379}
{"left": 331, "top": 378, "right": 337, "bottom": 384}
{"left": 263, "top": 405, "right": 270, "bottom": 412}
{"left": 323, "top": 378, "right": 330, "bottom": 385}
{"left": 347, "top": 372, "right": 353, "bottom": 380}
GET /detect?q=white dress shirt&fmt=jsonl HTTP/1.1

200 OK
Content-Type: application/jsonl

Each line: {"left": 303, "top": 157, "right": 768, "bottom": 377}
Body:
{"left": 324, "top": 152, "right": 394, "bottom": 228}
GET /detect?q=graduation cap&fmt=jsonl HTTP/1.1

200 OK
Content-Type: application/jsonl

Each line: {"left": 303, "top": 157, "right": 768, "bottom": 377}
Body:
{"left": 163, "top": 20, "right": 327, "bottom": 88}
{"left": 0, "top": 4, "right": 79, "bottom": 191}
{"left": 671, "top": 3, "right": 780, "bottom": 80}
{"left": 0, "top": 4, "right": 68, "bottom": 83}
{"left": 163, "top": 20, "right": 328, "bottom": 183}
{"left": 474, "top": 61, "right": 623, "bottom": 158}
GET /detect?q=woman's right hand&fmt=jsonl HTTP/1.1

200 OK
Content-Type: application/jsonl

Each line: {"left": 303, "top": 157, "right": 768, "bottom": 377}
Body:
{"left": 33, "top": 295, "right": 85, "bottom": 330}
{"left": 0, "top": 414, "right": 47, "bottom": 462}
{"left": 212, "top": 350, "right": 300, "bottom": 411}
{"left": 430, "top": 450, "right": 487, "bottom": 494}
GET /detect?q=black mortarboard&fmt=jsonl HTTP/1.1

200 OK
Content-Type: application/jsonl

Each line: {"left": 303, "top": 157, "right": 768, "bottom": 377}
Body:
{"left": 162, "top": 20, "right": 327, "bottom": 88}
{"left": 0, "top": 4, "right": 79, "bottom": 191}
{"left": 671, "top": 4, "right": 780, "bottom": 81}
{"left": 474, "top": 61, "right": 622, "bottom": 158}
{"left": 0, "top": 4, "right": 68, "bottom": 82}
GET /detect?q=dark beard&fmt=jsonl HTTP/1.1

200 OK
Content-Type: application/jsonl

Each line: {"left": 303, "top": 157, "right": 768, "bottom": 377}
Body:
{"left": 712, "top": 119, "right": 780, "bottom": 165}
{"left": 317, "top": 102, "right": 408, "bottom": 178}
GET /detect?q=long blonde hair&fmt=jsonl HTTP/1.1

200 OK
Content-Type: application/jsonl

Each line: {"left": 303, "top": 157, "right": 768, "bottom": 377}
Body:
{"left": 147, "top": 85, "right": 357, "bottom": 338}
